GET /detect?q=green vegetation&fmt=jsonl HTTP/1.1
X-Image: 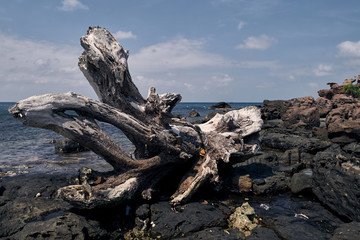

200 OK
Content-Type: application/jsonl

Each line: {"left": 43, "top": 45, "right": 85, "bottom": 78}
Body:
{"left": 343, "top": 83, "right": 360, "bottom": 98}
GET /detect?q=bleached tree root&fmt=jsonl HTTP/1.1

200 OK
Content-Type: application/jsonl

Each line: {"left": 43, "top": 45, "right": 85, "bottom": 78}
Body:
{"left": 9, "top": 27, "right": 263, "bottom": 208}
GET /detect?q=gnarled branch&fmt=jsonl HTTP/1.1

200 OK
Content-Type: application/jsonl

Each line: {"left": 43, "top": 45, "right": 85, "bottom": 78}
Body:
{"left": 9, "top": 27, "right": 263, "bottom": 208}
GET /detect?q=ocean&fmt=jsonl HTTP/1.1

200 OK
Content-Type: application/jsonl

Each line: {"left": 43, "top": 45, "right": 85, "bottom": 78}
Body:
{"left": 0, "top": 102, "right": 261, "bottom": 176}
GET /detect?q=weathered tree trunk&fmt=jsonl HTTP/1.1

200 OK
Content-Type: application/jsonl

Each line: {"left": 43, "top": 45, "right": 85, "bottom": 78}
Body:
{"left": 8, "top": 27, "right": 263, "bottom": 208}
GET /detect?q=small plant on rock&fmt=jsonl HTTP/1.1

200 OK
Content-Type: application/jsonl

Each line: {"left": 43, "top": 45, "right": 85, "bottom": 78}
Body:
{"left": 343, "top": 83, "right": 360, "bottom": 98}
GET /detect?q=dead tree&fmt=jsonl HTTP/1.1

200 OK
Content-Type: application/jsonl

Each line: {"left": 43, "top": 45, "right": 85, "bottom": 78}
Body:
{"left": 8, "top": 27, "right": 263, "bottom": 208}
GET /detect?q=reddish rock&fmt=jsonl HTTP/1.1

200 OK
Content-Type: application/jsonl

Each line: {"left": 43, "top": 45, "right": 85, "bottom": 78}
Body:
{"left": 326, "top": 100, "right": 360, "bottom": 144}
{"left": 281, "top": 96, "right": 320, "bottom": 129}
{"left": 315, "top": 97, "right": 333, "bottom": 117}
{"left": 324, "top": 94, "right": 360, "bottom": 144}
{"left": 318, "top": 82, "right": 344, "bottom": 99}
{"left": 318, "top": 88, "right": 334, "bottom": 99}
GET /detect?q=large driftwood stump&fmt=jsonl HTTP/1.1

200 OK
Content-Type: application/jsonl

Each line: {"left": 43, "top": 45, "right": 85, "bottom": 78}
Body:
{"left": 9, "top": 27, "right": 263, "bottom": 208}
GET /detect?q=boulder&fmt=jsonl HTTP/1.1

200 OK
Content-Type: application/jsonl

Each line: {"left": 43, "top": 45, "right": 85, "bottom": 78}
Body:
{"left": 187, "top": 109, "right": 200, "bottom": 117}
{"left": 252, "top": 172, "right": 289, "bottom": 195}
{"left": 208, "top": 102, "right": 232, "bottom": 110}
{"left": 290, "top": 169, "right": 313, "bottom": 194}
{"left": 312, "top": 144, "right": 360, "bottom": 221}
{"left": 326, "top": 95, "right": 360, "bottom": 144}
{"left": 262, "top": 100, "right": 285, "bottom": 120}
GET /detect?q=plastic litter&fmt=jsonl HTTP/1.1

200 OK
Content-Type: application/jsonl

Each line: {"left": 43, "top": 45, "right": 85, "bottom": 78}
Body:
{"left": 294, "top": 213, "right": 309, "bottom": 220}
{"left": 260, "top": 203, "right": 270, "bottom": 210}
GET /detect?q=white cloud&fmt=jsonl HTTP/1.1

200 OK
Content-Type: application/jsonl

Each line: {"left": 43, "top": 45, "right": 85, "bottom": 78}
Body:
{"left": 129, "top": 37, "right": 231, "bottom": 73}
{"left": 59, "top": 0, "right": 88, "bottom": 11}
{"left": 313, "top": 64, "right": 333, "bottom": 77}
{"left": 114, "top": 31, "right": 137, "bottom": 40}
{"left": 337, "top": 40, "right": 360, "bottom": 57}
{"left": 0, "top": 33, "right": 91, "bottom": 100}
{"left": 237, "top": 21, "right": 246, "bottom": 30}
{"left": 210, "top": 73, "right": 234, "bottom": 87}
{"left": 236, "top": 34, "right": 277, "bottom": 50}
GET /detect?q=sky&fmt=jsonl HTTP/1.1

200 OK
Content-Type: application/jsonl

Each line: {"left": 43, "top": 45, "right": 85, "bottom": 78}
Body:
{"left": 1, "top": 0, "right": 360, "bottom": 102}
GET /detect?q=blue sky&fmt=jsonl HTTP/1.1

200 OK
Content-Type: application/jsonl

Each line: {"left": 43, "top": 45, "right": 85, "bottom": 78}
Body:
{"left": 1, "top": 0, "right": 360, "bottom": 102}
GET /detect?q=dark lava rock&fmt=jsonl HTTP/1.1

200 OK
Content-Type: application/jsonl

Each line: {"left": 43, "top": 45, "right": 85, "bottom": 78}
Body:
{"left": 54, "top": 139, "right": 89, "bottom": 153}
{"left": 261, "top": 131, "right": 332, "bottom": 153}
{"left": 208, "top": 102, "right": 232, "bottom": 110}
{"left": 277, "top": 148, "right": 314, "bottom": 167}
{"left": 0, "top": 197, "right": 70, "bottom": 238}
{"left": 0, "top": 173, "right": 76, "bottom": 199}
{"left": 290, "top": 169, "right": 313, "bottom": 194}
{"left": 188, "top": 109, "right": 200, "bottom": 117}
{"left": 331, "top": 221, "right": 360, "bottom": 240}
{"left": 252, "top": 172, "right": 289, "bottom": 195}
{"left": 150, "top": 201, "right": 231, "bottom": 239}
{"left": 173, "top": 227, "right": 245, "bottom": 240}
{"left": 312, "top": 144, "right": 360, "bottom": 221}
{"left": 262, "top": 100, "right": 285, "bottom": 120}
{"left": 0, "top": 173, "right": 108, "bottom": 239}
{"left": 252, "top": 193, "right": 343, "bottom": 240}
{"left": 10, "top": 210, "right": 106, "bottom": 240}
{"left": 246, "top": 227, "right": 280, "bottom": 240}
{"left": 342, "top": 142, "right": 360, "bottom": 157}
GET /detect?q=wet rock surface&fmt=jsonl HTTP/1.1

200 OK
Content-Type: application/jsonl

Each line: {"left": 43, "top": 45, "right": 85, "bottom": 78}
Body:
{"left": 187, "top": 109, "right": 200, "bottom": 117}
{"left": 149, "top": 201, "right": 237, "bottom": 239}
{"left": 331, "top": 221, "right": 360, "bottom": 240}
{"left": 54, "top": 139, "right": 89, "bottom": 153}
{"left": 0, "top": 173, "right": 109, "bottom": 239}
{"left": 250, "top": 193, "right": 344, "bottom": 240}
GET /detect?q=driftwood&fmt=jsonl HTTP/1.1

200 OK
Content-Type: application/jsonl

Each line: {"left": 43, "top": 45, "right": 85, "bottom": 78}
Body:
{"left": 9, "top": 27, "right": 263, "bottom": 208}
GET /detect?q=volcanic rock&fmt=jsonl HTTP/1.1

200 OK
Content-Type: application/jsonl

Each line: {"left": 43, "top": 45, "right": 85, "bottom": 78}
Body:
{"left": 208, "top": 102, "right": 232, "bottom": 110}
{"left": 281, "top": 96, "right": 320, "bottom": 129}
{"left": 312, "top": 144, "right": 360, "bottom": 221}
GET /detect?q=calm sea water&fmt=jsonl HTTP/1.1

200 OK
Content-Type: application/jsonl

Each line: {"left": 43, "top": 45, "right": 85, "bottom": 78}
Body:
{"left": 0, "top": 102, "right": 260, "bottom": 176}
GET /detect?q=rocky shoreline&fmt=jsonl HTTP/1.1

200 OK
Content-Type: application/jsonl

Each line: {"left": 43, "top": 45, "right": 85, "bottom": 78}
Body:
{"left": 2, "top": 78, "right": 360, "bottom": 239}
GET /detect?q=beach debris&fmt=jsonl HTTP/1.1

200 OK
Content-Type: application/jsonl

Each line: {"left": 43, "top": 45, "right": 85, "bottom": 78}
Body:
{"left": 260, "top": 203, "right": 270, "bottom": 210}
{"left": 294, "top": 213, "right": 309, "bottom": 220}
